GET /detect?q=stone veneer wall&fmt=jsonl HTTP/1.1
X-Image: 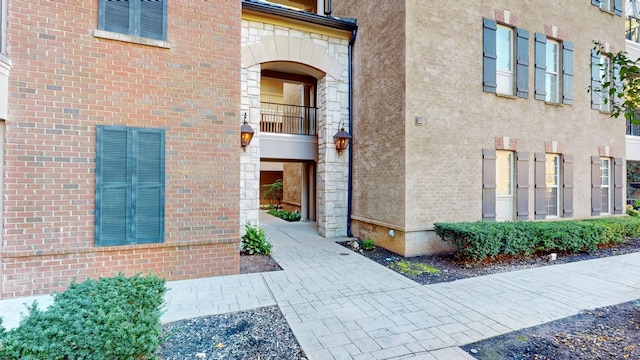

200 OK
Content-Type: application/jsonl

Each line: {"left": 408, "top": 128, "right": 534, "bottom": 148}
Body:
{"left": 241, "top": 18, "right": 351, "bottom": 237}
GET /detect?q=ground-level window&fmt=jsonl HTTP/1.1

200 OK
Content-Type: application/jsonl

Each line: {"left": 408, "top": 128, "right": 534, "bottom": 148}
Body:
{"left": 495, "top": 150, "right": 514, "bottom": 221}
{"left": 601, "top": 157, "right": 611, "bottom": 214}
{"left": 545, "top": 154, "right": 560, "bottom": 217}
{"left": 95, "top": 125, "right": 165, "bottom": 246}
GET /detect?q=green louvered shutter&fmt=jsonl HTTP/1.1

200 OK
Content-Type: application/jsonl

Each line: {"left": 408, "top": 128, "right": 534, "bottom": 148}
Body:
{"left": 100, "top": 0, "right": 132, "bottom": 35}
{"left": 483, "top": 19, "right": 497, "bottom": 93}
{"left": 482, "top": 150, "right": 497, "bottom": 221}
{"left": 133, "top": 128, "right": 165, "bottom": 244}
{"left": 614, "top": 0, "right": 623, "bottom": 16}
{"left": 613, "top": 157, "right": 623, "bottom": 214}
{"left": 562, "top": 41, "right": 574, "bottom": 105}
{"left": 534, "top": 33, "right": 547, "bottom": 101}
{"left": 534, "top": 153, "right": 547, "bottom": 219}
{"left": 562, "top": 155, "right": 574, "bottom": 218}
{"left": 96, "top": 126, "right": 131, "bottom": 246}
{"left": 516, "top": 152, "right": 529, "bottom": 220}
{"left": 516, "top": 28, "right": 529, "bottom": 98}
{"left": 139, "top": 0, "right": 167, "bottom": 40}
{"left": 591, "top": 49, "right": 602, "bottom": 110}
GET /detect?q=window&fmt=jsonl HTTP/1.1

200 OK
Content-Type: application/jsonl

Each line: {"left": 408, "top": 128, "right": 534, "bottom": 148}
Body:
{"left": 95, "top": 125, "right": 165, "bottom": 246}
{"left": 534, "top": 33, "right": 574, "bottom": 104}
{"left": 483, "top": 19, "right": 529, "bottom": 98}
{"left": 600, "top": 56, "right": 613, "bottom": 112}
{"left": 496, "top": 26, "right": 514, "bottom": 95}
{"left": 98, "top": 0, "right": 167, "bottom": 41}
{"left": 601, "top": 157, "right": 611, "bottom": 214}
{"left": 592, "top": 0, "right": 623, "bottom": 15}
{"left": 545, "top": 41, "right": 560, "bottom": 102}
{"left": 545, "top": 154, "right": 560, "bottom": 217}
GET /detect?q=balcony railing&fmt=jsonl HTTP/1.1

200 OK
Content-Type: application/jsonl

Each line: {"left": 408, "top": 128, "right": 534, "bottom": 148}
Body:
{"left": 627, "top": 15, "right": 640, "bottom": 43}
{"left": 260, "top": 102, "right": 317, "bottom": 136}
{"left": 628, "top": 118, "right": 640, "bottom": 136}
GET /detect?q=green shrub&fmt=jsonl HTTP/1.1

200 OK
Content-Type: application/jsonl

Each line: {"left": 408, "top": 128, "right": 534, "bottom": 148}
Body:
{"left": 0, "top": 273, "right": 166, "bottom": 360}
{"left": 242, "top": 222, "right": 272, "bottom": 255}
{"left": 362, "top": 238, "right": 375, "bottom": 251}
{"left": 434, "top": 217, "right": 640, "bottom": 262}
{"left": 267, "top": 208, "right": 302, "bottom": 222}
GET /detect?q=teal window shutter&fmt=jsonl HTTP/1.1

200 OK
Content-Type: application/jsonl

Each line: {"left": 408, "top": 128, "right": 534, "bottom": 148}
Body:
{"left": 482, "top": 18, "right": 497, "bottom": 93}
{"left": 614, "top": 0, "right": 623, "bottom": 16}
{"left": 534, "top": 33, "right": 547, "bottom": 101}
{"left": 96, "top": 126, "right": 165, "bottom": 246}
{"left": 98, "top": 0, "right": 167, "bottom": 41}
{"left": 592, "top": 0, "right": 601, "bottom": 6}
{"left": 613, "top": 61, "right": 623, "bottom": 108}
{"left": 132, "top": 128, "right": 165, "bottom": 244}
{"left": 591, "top": 48, "right": 601, "bottom": 109}
{"left": 562, "top": 41, "right": 574, "bottom": 105}
{"left": 516, "top": 28, "right": 529, "bottom": 98}
{"left": 96, "top": 126, "right": 131, "bottom": 246}
{"left": 139, "top": 0, "right": 167, "bottom": 40}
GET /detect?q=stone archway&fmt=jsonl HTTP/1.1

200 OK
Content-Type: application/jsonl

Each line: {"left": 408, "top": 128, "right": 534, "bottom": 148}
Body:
{"left": 240, "top": 35, "right": 350, "bottom": 237}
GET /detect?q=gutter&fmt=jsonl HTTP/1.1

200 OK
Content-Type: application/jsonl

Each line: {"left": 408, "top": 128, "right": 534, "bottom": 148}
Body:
{"left": 242, "top": 0, "right": 357, "bottom": 32}
{"left": 347, "top": 28, "right": 357, "bottom": 237}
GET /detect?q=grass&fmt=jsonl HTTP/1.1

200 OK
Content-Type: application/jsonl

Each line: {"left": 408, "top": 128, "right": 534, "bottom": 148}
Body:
{"left": 388, "top": 260, "right": 441, "bottom": 276}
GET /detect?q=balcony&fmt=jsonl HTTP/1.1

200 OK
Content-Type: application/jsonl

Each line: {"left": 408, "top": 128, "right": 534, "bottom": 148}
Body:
{"left": 260, "top": 102, "right": 317, "bottom": 136}
{"left": 627, "top": 15, "right": 640, "bottom": 43}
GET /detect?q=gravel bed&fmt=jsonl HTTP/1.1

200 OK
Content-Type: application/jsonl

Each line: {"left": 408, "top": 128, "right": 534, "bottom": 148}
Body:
{"left": 157, "top": 306, "right": 306, "bottom": 360}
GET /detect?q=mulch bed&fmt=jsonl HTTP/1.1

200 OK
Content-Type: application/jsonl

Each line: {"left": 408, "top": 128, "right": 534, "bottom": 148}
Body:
{"left": 462, "top": 301, "right": 640, "bottom": 360}
{"left": 338, "top": 237, "right": 640, "bottom": 285}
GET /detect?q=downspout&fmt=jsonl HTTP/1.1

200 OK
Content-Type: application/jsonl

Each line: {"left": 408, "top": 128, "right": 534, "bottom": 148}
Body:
{"left": 347, "top": 28, "right": 357, "bottom": 237}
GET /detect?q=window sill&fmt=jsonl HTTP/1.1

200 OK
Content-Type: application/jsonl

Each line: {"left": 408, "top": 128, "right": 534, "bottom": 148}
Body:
{"left": 545, "top": 101, "right": 563, "bottom": 107}
{"left": 496, "top": 92, "right": 518, "bottom": 99}
{"left": 93, "top": 29, "right": 171, "bottom": 49}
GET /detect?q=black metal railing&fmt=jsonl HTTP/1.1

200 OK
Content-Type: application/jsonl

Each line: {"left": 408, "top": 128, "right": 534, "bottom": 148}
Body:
{"left": 627, "top": 15, "right": 640, "bottom": 43}
{"left": 628, "top": 118, "right": 640, "bottom": 136}
{"left": 260, "top": 102, "right": 317, "bottom": 136}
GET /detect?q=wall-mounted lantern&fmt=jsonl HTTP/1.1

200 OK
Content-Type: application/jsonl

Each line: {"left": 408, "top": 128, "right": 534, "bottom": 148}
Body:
{"left": 240, "top": 113, "right": 254, "bottom": 150}
{"left": 333, "top": 127, "right": 352, "bottom": 155}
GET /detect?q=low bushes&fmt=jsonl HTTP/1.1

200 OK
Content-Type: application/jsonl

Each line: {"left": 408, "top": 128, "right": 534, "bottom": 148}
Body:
{"left": 267, "top": 208, "right": 302, "bottom": 222}
{"left": 0, "top": 273, "right": 166, "bottom": 360}
{"left": 434, "top": 217, "right": 640, "bottom": 261}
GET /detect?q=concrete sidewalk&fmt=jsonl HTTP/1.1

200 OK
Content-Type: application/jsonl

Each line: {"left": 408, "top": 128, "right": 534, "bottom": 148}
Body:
{"left": 1, "top": 214, "right": 639, "bottom": 360}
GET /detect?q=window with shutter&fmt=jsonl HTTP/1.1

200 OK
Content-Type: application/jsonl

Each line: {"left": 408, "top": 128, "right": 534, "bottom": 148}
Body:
{"left": 98, "top": 0, "right": 167, "bottom": 41}
{"left": 482, "top": 19, "right": 529, "bottom": 98}
{"left": 591, "top": 156, "right": 602, "bottom": 215}
{"left": 562, "top": 155, "right": 574, "bottom": 218}
{"left": 534, "top": 34, "right": 573, "bottom": 105}
{"left": 593, "top": 0, "right": 623, "bottom": 15}
{"left": 96, "top": 125, "right": 165, "bottom": 246}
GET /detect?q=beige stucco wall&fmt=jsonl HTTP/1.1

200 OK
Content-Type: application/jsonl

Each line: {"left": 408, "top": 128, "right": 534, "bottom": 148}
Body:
{"left": 335, "top": 1, "right": 626, "bottom": 255}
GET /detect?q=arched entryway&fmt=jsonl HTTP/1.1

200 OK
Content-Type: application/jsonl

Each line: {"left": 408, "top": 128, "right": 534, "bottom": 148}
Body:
{"left": 240, "top": 35, "right": 350, "bottom": 237}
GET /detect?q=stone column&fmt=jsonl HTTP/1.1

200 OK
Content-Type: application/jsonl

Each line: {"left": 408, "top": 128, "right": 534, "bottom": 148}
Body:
{"left": 240, "top": 64, "right": 261, "bottom": 231}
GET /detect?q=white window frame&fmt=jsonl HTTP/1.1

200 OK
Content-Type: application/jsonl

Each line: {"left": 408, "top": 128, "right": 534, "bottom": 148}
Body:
{"left": 545, "top": 154, "right": 560, "bottom": 217}
{"left": 601, "top": 157, "right": 611, "bottom": 214}
{"left": 600, "top": 55, "right": 613, "bottom": 112}
{"left": 545, "top": 40, "right": 560, "bottom": 103}
{"left": 600, "top": 0, "right": 614, "bottom": 12}
{"left": 496, "top": 25, "right": 514, "bottom": 96}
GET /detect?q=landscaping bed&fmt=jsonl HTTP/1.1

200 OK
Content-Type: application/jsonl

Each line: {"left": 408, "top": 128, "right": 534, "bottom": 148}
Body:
{"left": 463, "top": 300, "right": 640, "bottom": 360}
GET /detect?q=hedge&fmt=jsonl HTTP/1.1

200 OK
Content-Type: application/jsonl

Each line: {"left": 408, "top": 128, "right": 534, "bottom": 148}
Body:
{"left": 0, "top": 273, "right": 166, "bottom": 360}
{"left": 434, "top": 217, "right": 640, "bottom": 261}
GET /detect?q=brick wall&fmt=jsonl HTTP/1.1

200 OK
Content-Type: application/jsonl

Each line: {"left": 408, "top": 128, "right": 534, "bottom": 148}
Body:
{"left": 1, "top": 0, "right": 241, "bottom": 298}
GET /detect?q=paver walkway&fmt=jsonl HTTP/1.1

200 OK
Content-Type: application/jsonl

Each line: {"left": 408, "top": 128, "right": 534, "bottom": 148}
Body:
{"left": 1, "top": 213, "right": 639, "bottom": 360}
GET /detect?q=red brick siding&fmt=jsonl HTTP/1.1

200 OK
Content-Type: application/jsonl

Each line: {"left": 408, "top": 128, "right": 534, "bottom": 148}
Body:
{"left": 1, "top": 0, "right": 241, "bottom": 298}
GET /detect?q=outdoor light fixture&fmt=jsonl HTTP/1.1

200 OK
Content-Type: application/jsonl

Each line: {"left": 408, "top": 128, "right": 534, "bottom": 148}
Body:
{"left": 333, "top": 127, "right": 352, "bottom": 155}
{"left": 240, "top": 113, "right": 254, "bottom": 150}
